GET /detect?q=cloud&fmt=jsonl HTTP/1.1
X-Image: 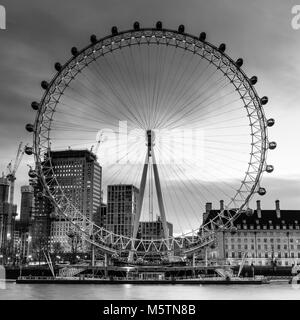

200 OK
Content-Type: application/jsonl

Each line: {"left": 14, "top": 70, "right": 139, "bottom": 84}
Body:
{"left": 0, "top": 0, "right": 299, "bottom": 217}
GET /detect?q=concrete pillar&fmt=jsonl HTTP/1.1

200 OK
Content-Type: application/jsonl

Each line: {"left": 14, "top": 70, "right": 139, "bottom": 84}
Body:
{"left": 206, "top": 202, "right": 212, "bottom": 214}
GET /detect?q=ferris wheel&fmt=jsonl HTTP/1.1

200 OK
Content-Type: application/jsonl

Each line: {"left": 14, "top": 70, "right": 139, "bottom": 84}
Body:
{"left": 25, "top": 22, "right": 276, "bottom": 260}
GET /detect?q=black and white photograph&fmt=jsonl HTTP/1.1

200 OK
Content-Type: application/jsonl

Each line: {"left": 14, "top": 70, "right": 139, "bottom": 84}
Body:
{"left": 0, "top": 0, "right": 300, "bottom": 312}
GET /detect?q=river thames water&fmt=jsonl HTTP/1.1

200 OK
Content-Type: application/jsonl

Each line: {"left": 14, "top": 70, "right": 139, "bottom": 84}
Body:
{"left": 0, "top": 282, "right": 300, "bottom": 300}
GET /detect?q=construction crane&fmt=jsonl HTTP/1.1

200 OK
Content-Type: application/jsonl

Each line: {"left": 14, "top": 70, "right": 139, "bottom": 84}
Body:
{"left": 90, "top": 132, "right": 103, "bottom": 157}
{"left": 6, "top": 142, "right": 26, "bottom": 238}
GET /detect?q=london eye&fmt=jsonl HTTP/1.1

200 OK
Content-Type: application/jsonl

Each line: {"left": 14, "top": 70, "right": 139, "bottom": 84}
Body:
{"left": 25, "top": 22, "right": 276, "bottom": 261}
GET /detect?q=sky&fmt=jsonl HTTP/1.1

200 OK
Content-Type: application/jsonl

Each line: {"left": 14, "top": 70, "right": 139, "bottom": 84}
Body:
{"left": 0, "top": 0, "right": 300, "bottom": 222}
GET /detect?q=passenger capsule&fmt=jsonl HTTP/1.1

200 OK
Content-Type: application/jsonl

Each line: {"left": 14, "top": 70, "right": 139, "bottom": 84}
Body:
{"left": 37, "top": 192, "right": 44, "bottom": 198}
{"left": 90, "top": 34, "right": 97, "bottom": 44}
{"left": 269, "top": 141, "right": 277, "bottom": 150}
{"left": 25, "top": 146, "right": 33, "bottom": 155}
{"left": 71, "top": 47, "right": 78, "bottom": 56}
{"left": 26, "top": 124, "right": 34, "bottom": 133}
{"left": 54, "top": 62, "right": 62, "bottom": 72}
{"left": 133, "top": 21, "right": 140, "bottom": 31}
{"left": 236, "top": 58, "right": 243, "bottom": 68}
{"left": 260, "top": 96, "right": 268, "bottom": 105}
{"left": 41, "top": 81, "right": 49, "bottom": 90}
{"left": 111, "top": 26, "right": 118, "bottom": 36}
{"left": 178, "top": 24, "right": 185, "bottom": 34}
{"left": 28, "top": 169, "right": 37, "bottom": 178}
{"left": 219, "top": 43, "right": 226, "bottom": 52}
{"left": 267, "top": 118, "right": 275, "bottom": 127}
{"left": 258, "top": 187, "right": 267, "bottom": 196}
{"left": 266, "top": 165, "right": 274, "bottom": 173}
{"left": 31, "top": 101, "right": 39, "bottom": 111}
{"left": 199, "top": 32, "right": 206, "bottom": 41}
{"left": 250, "top": 76, "right": 258, "bottom": 85}
{"left": 156, "top": 21, "right": 163, "bottom": 30}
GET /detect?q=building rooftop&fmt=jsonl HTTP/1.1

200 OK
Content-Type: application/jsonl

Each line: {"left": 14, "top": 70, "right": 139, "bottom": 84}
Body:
{"left": 203, "top": 200, "right": 300, "bottom": 230}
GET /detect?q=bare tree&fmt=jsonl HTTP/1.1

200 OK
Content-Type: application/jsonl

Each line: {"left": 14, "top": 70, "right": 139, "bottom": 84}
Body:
{"left": 67, "top": 230, "right": 82, "bottom": 264}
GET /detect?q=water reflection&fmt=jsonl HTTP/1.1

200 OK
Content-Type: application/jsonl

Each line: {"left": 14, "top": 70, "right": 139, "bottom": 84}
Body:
{"left": 0, "top": 283, "right": 300, "bottom": 300}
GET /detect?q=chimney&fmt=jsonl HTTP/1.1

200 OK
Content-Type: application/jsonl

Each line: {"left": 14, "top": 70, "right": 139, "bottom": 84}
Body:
{"left": 206, "top": 202, "right": 212, "bottom": 214}
{"left": 220, "top": 200, "right": 224, "bottom": 211}
{"left": 203, "top": 202, "right": 212, "bottom": 224}
{"left": 275, "top": 200, "right": 280, "bottom": 218}
{"left": 256, "top": 200, "right": 261, "bottom": 218}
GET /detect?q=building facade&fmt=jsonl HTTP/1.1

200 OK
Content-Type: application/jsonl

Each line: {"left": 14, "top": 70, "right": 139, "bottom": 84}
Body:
{"left": 204, "top": 200, "right": 300, "bottom": 267}
{"left": 30, "top": 177, "right": 53, "bottom": 256}
{"left": 48, "top": 150, "right": 102, "bottom": 252}
{"left": 20, "top": 185, "right": 33, "bottom": 224}
{"left": 0, "top": 176, "right": 9, "bottom": 253}
{"left": 106, "top": 184, "right": 139, "bottom": 237}
{"left": 138, "top": 217, "right": 173, "bottom": 240}
{"left": 13, "top": 185, "right": 34, "bottom": 262}
{"left": 0, "top": 176, "right": 17, "bottom": 259}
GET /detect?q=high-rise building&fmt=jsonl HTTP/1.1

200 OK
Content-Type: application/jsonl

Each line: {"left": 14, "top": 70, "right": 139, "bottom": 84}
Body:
{"left": 20, "top": 186, "right": 33, "bottom": 224}
{"left": 30, "top": 177, "right": 53, "bottom": 255}
{"left": 0, "top": 176, "right": 9, "bottom": 254}
{"left": 106, "top": 184, "right": 139, "bottom": 237}
{"left": 138, "top": 217, "right": 173, "bottom": 240}
{"left": 94, "top": 203, "right": 107, "bottom": 228}
{"left": 48, "top": 150, "right": 102, "bottom": 251}
{"left": 13, "top": 185, "right": 33, "bottom": 261}
{"left": 0, "top": 176, "right": 17, "bottom": 258}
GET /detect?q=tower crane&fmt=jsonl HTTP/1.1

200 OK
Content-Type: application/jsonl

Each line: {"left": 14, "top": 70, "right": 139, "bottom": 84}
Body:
{"left": 91, "top": 132, "right": 103, "bottom": 157}
{"left": 6, "top": 142, "right": 26, "bottom": 238}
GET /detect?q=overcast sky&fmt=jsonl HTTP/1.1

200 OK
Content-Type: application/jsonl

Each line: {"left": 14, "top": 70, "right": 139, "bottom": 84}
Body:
{"left": 0, "top": 0, "right": 300, "bottom": 215}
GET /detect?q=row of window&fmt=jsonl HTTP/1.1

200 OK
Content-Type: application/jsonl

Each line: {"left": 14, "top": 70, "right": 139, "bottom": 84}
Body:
{"left": 226, "top": 252, "right": 300, "bottom": 258}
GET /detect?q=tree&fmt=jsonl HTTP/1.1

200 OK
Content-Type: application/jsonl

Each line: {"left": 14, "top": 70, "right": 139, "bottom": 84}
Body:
{"left": 67, "top": 230, "right": 82, "bottom": 264}
{"left": 32, "top": 234, "right": 49, "bottom": 265}
{"left": 50, "top": 242, "right": 64, "bottom": 265}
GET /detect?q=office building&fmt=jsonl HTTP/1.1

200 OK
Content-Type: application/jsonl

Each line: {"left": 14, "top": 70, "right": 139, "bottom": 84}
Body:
{"left": 0, "top": 176, "right": 17, "bottom": 257}
{"left": 138, "top": 217, "right": 173, "bottom": 240}
{"left": 49, "top": 150, "right": 102, "bottom": 252}
{"left": 106, "top": 184, "right": 139, "bottom": 237}
{"left": 20, "top": 185, "right": 33, "bottom": 224}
